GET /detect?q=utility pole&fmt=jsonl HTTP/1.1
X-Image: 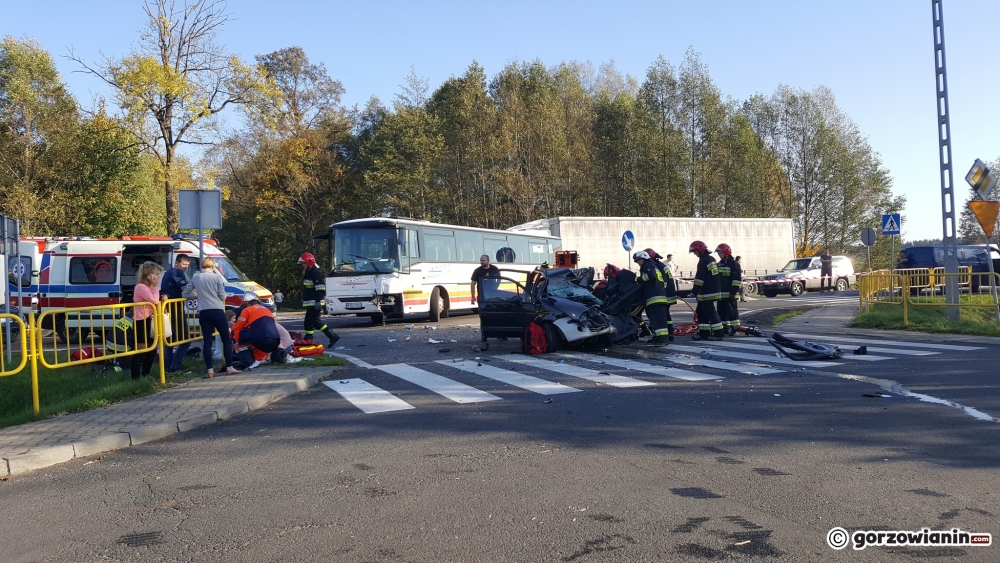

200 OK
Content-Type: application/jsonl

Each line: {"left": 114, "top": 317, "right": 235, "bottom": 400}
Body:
{"left": 932, "top": 0, "right": 961, "bottom": 320}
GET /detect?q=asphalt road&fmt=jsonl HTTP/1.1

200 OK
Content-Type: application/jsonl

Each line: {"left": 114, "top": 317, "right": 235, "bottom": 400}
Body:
{"left": 3, "top": 292, "right": 999, "bottom": 562}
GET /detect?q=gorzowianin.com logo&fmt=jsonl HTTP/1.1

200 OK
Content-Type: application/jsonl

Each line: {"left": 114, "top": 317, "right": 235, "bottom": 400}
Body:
{"left": 827, "top": 526, "right": 992, "bottom": 550}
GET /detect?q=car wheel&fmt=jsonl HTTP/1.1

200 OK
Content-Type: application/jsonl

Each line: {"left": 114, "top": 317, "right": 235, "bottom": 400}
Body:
{"left": 542, "top": 322, "right": 560, "bottom": 353}
{"left": 763, "top": 290, "right": 777, "bottom": 298}
{"left": 835, "top": 278, "right": 849, "bottom": 292}
{"left": 743, "top": 281, "right": 758, "bottom": 296}
{"left": 789, "top": 282, "right": 804, "bottom": 297}
{"left": 429, "top": 287, "right": 444, "bottom": 322}
{"left": 370, "top": 313, "right": 385, "bottom": 325}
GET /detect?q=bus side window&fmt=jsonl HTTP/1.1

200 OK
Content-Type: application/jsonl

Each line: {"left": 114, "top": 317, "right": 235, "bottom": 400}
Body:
{"left": 408, "top": 229, "right": 420, "bottom": 259}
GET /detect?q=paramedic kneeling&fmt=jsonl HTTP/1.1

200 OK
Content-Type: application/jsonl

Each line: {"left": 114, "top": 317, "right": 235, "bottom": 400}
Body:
{"left": 232, "top": 297, "right": 281, "bottom": 365}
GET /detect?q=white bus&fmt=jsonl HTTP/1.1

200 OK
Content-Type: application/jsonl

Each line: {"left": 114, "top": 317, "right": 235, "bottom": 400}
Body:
{"left": 318, "top": 218, "right": 559, "bottom": 323}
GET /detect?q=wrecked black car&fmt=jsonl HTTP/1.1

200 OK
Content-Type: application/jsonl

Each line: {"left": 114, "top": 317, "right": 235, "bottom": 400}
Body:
{"left": 477, "top": 266, "right": 644, "bottom": 350}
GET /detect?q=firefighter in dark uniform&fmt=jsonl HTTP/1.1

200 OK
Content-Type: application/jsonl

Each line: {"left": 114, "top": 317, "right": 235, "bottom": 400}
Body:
{"left": 644, "top": 248, "right": 677, "bottom": 341}
{"left": 689, "top": 240, "right": 724, "bottom": 341}
{"left": 633, "top": 250, "right": 671, "bottom": 346}
{"left": 299, "top": 252, "right": 340, "bottom": 345}
{"left": 715, "top": 243, "right": 742, "bottom": 336}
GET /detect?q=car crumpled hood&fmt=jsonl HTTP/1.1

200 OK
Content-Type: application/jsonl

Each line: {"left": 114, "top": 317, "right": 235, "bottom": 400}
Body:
{"left": 539, "top": 294, "right": 594, "bottom": 320}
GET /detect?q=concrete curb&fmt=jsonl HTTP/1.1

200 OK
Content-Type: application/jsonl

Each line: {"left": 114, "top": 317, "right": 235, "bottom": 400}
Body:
{"left": 0, "top": 370, "right": 331, "bottom": 477}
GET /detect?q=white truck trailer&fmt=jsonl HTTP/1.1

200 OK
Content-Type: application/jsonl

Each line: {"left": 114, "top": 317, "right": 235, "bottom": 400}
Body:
{"left": 508, "top": 217, "right": 795, "bottom": 293}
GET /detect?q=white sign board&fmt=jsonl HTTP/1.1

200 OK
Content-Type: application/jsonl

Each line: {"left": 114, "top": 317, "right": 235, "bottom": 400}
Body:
{"left": 179, "top": 190, "right": 223, "bottom": 230}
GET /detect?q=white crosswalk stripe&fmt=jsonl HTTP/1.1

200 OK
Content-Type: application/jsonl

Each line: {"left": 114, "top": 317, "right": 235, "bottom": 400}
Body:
{"left": 495, "top": 355, "right": 656, "bottom": 388}
{"left": 324, "top": 330, "right": 978, "bottom": 413}
{"left": 557, "top": 352, "right": 725, "bottom": 381}
{"left": 323, "top": 378, "right": 415, "bottom": 413}
{"left": 779, "top": 333, "right": 984, "bottom": 351}
{"left": 691, "top": 340, "right": 890, "bottom": 362}
{"left": 437, "top": 360, "right": 582, "bottom": 395}
{"left": 663, "top": 343, "right": 842, "bottom": 368}
{"left": 375, "top": 363, "right": 502, "bottom": 404}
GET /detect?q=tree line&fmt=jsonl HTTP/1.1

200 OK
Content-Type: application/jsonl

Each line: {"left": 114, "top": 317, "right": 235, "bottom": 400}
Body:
{"left": 2, "top": 0, "right": 922, "bottom": 300}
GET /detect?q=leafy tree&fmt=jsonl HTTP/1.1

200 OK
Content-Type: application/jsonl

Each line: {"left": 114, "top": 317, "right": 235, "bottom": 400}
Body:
{"left": 0, "top": 36, "right": 79, "bottom": 234}
{"left": 72, "top": 0, "right": 276, "bottom": 234}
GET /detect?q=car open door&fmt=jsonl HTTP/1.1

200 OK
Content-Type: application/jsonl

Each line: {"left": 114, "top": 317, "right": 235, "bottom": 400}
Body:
{"left": 477, "top": 276, "right": 535, "bottom": 338}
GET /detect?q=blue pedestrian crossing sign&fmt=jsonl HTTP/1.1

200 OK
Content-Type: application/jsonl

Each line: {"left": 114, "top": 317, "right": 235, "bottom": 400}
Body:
{"left": 622, "top": 230, "right": 635, "bottom": 252}
{"left": 882, "top": 214, "right": 901, "bottom": 235}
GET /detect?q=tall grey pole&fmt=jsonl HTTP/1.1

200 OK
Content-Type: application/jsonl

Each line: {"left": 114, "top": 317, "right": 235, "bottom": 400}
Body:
{"left": 932, "top": 0, "right": 961, "bottom": 320}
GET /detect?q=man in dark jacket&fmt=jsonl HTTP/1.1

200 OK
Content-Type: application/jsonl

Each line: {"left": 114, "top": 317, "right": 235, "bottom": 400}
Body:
{"left": 159, "top": 254, "right": 191, "bottom": 372}
{"left": 715, "top": 243, "right": 742, "bottom": 335}
{"left": 634, "top": 251, "right": 670, "bottom": 345}
{"left": 299, "top": 252, "right": 339, "bottom": 345}
{"left": 689, "top": 240, "right": 724, "bottom": 341}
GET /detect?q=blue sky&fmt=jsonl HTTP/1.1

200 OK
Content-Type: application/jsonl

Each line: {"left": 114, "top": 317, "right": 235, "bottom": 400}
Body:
{"left": 4, "top": 0, "right": 1000, "bottom": 242}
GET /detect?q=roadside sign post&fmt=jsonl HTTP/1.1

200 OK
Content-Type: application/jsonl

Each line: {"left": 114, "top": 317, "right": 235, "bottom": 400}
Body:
{"left": 179, "top": 190, "right": 223, "bottom": 265}
{"left": 860, "top": 227, "right": 877, "bottom": 272}
{"left": 882, "top": 213, "right": 901, "bottom": 273}
{"left": 1, "top": 215, "right": 20, "bottom": 363}
{"left": 967, "top": 200, "right": 1000, "bottom": 325}
{"left": 622, "top": 230, "right": 635, "bottom": 271}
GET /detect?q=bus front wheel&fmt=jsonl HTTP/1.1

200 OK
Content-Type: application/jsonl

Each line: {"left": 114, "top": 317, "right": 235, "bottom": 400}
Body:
{"left": 429, "top": 287, "right": 449, "bottom": 322}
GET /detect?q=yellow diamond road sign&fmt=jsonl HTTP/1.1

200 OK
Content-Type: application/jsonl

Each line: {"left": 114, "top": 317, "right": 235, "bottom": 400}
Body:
{"left": 966, "top": 159, "right": 997, "bottom": 200}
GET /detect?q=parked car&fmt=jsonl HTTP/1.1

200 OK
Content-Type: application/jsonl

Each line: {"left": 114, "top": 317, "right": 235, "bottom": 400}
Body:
{"left": 758, "top": 256, "right": 856, "bottom": 297}
{"left": 477, "top": 267, "right": 618, "bottom": 350}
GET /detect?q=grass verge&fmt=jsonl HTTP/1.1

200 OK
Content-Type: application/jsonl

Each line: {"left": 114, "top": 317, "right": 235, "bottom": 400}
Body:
{"left": 0, "top": 357, "right": 200, "bottom": 430}
{"left": 849, "top": 302, "right": 1000, "bottom": 337}
{"left": 771, "top": 310, "right": 806, "bottom": 325}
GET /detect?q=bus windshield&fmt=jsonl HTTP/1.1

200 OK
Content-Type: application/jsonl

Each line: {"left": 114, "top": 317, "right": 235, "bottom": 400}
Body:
{"left": 333, "top": 227, "right": 400, "bottom": 274}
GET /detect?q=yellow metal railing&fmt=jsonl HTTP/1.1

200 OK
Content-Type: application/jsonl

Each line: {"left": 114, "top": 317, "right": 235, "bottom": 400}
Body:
{"left": 37, "top": 302, "right": 160, "bottom": 370}
{"left": 0, "top": 313, "right": 29, "bottom": 377}
{"left": 0, "top": 299, "right": 211, "bottom": 415}
{"left": 859, "top": 271, "right": 1000, "bottom": 325}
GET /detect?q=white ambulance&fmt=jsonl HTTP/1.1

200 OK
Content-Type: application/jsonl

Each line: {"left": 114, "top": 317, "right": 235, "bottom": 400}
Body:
{"left": 9, "top": 236, "right": 273, "bottom": 343}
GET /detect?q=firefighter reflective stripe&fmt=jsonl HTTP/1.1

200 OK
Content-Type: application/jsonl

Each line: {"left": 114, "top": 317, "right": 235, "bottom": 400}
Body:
{"left": 315, "top": 282, "right": 326, "bottom": 291}
{"left": 697, "top": 291, "right": 723, "bottom": 301}
{"left": 114, "top": 316, "right": 133, "bottom": 332}
{"left": 302, "top": 300, "right": 316, "bottom": 307}
{"left": 693, "top": 278, "right": 704, "bottom": 287}
{"left": 303, "top": 280, "right": 315, "bottom": 288}
{"left": 646, "top": 296, "right": 669, "bottom": 306}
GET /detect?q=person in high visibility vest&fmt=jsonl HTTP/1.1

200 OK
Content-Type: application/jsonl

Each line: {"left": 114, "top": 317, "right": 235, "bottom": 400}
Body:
{"left": 633, "top": 250, "right": 671, "bottom": 346}
{"left": 714, "top": 243, "right": 742, "bottom": 336}
{"left": 299, "top": 252, "right": 339, "bottom": 345}
{"left": 689, "top": 240, "right": 724, "bottom": 341}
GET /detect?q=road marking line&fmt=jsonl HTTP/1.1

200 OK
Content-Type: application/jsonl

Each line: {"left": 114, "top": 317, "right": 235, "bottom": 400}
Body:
{"left": 325, "top": 352, "right": 375, "bottom": 369}
{"left": 495, "top": 355, "right": 656, "bottom": 388}
{"left": 323, "top": 379, "right": 415, "bottom": 413}
{"left": 780, "top": 333, "right": 984, "bottom": 351}
{"left": 559, "top": 352, "right": 724, "bottom": 381}
{"left": 438, "top": 360, "right": 581, "bottom": 395}
{"left": 376, "top": 364, "right": 502, "bottom": 404}
{"left": 665, "top": 343, "right": 843, "bottom": 368}
{"left": 655, "top": 353, "right": 785, "bottom": 375}
{"left": 693, "top": 340, "right": 891, "bottom": 361}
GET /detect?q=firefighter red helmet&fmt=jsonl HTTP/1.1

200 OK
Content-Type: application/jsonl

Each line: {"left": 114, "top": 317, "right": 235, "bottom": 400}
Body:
{"left": 715, "top": 243, "right": 732, "bottom": 257}
{"left": 298, "top": 252, "right": 316, "bottom": 267}
{"left": 643, "top": 248, "right": 662, "bottom": 261}
{"left": 689, "top": 240, "right": 708, "bottom": 254}
{"left": 603, "top": 263, "right": 620, "bottom": 278}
